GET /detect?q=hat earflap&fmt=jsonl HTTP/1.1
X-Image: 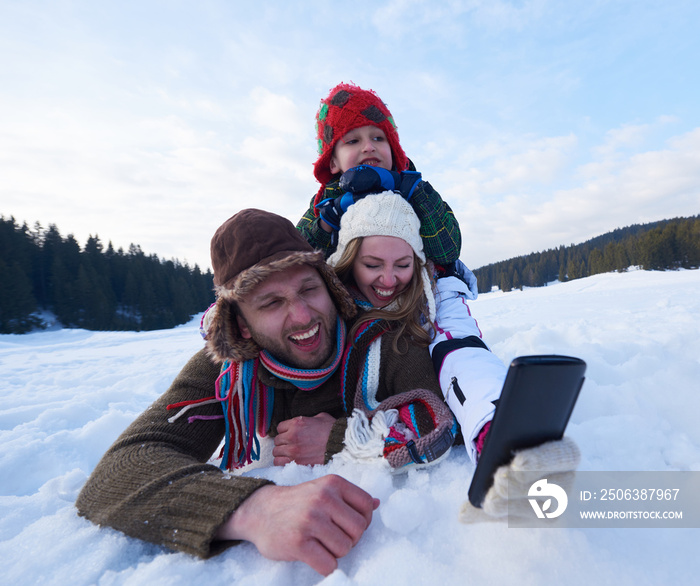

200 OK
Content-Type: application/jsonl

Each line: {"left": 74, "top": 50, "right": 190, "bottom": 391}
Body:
{"left": 317, "top": 260, "right": 357, "bottom": 322}
{"left": 205, "top": 296, "right": 260, "bottom": 364}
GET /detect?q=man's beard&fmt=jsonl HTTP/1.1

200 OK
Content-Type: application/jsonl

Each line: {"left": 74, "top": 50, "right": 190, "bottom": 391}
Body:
{"left": 247, "top": 306, "right": 338, "bottom": 369}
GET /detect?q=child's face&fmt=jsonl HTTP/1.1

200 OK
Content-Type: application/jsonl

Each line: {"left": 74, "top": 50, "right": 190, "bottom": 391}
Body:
{"left": 352, "top": 235, "right": 414, "bottom": 308}
{"left": 330, "top": 126, "right": 393, "bottom": 175}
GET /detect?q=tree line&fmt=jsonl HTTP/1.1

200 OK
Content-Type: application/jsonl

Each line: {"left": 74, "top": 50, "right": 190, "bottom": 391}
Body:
{"left": 3, "top": 214, "right": 698, "bottom": 333}
{"left": 472, "top": 215, "right": 700, "bottom": 294}
{"left": 1, "top": 217, "right": 215, "bottom": 334}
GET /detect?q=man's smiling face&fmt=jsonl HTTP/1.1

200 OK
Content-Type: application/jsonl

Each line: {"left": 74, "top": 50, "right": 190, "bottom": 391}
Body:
{"left": 235, "top": 264, "right": 338, "bottom": 369}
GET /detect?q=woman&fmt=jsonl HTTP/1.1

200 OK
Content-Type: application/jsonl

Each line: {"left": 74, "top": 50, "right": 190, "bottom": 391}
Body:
{"left": 327, "top": 192, "right": 582, "bottom": 521}
{"left": 327, "top": 191, "right": 496, "bottom": 461}
{"left": 329, "top": 192, "right": 436, "bottom": 351}
{"left": 326, "top": 193, "right": 457, "bottom": 470}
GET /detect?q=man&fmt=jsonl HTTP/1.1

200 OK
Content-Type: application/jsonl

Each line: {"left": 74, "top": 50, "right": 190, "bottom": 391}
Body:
{"left": 76, "top": 209, "right": 450, "bottom": 576}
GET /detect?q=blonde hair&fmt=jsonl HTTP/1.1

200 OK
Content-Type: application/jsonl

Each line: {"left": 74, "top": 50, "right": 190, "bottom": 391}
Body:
{"left": 333, "top": 237, "right": 435, "bottom": 352}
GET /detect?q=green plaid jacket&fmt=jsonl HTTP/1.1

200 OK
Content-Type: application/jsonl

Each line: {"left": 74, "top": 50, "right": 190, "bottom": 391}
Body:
{"left": 296, "top": 178, "right": 461, "bottom": 266}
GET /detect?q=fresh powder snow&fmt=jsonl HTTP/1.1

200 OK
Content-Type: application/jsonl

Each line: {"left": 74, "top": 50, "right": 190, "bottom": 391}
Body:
{"left": 2, "top": 268, "right": 699, "bottom": 585}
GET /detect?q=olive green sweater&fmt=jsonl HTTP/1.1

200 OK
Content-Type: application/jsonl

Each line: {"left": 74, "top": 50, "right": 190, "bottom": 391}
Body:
{"left": 76, "top": 340, "right": 440, "bottom": 558}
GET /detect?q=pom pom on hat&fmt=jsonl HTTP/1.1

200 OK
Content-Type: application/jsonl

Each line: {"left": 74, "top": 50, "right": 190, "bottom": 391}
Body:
{"left": 313, "top": 83, "right": 409, "bottom": 197}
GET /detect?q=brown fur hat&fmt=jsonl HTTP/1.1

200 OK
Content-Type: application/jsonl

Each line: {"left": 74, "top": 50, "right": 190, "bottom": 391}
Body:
{"left": 205, "top": 209, "right": 356, "bottom": 363}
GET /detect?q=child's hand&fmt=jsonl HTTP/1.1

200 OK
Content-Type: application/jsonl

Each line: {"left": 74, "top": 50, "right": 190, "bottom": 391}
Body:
{"left": 315, "top": 193, "right": 367, "bottom": 231}
{"left": 315, "top": 165, "right": 424, "bottom": 231}
{"left": 340, "top": 166, "right": 422, "bottom": 201}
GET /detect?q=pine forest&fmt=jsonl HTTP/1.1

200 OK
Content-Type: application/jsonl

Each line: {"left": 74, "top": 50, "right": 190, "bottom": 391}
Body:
{"left": 1, "top": 217, "right": 214, "bottom": 334}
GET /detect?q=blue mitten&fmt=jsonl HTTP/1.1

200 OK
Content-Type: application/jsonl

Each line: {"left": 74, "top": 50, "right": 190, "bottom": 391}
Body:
{"left": 339, "top": 166, "right": 422, "bottom": 201}
{"left": 315, "top": 192, "right": 367, "bottom": 231}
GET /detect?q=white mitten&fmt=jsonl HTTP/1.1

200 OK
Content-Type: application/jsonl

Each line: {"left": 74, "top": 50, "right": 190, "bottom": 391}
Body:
{"left": 459, "top": 437, "right": 580, "bottom": 523}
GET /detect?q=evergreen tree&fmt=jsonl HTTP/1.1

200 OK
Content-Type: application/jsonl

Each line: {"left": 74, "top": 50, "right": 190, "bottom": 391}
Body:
{"left": 512, "top": 268, "right": 522, "bottom": 291}
{"left": 0, "top": 258, "right": 38, "bottom": 332}
{"left": 589, "top": 249, "right": 604, "bottom": 275}
{"left": 499, "top": 271, "right": 512, "bottom": 293}
{"left": 558, "top": 262, "right": 567, "bottom": 283}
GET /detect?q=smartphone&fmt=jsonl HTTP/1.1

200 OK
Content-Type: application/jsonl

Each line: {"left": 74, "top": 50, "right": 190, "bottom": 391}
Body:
{"left": 467, "top": 355, "right": 586, "bottom": 508}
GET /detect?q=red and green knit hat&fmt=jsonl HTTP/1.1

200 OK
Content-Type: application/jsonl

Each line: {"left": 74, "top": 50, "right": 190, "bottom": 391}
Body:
{"left": 313, "top": 82, "right": 409, "bottom": 198}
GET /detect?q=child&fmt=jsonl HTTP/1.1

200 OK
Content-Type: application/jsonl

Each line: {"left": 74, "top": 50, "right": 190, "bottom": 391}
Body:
{"left": 297, "top": 82, "right": 507, "bottom": 461}
{"left": 297, "top": 82, "right": 461, "bottom": 267}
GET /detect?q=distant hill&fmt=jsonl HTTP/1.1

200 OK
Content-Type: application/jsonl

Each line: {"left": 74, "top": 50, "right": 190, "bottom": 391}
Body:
{"left": 1, "top": 217, "right": 214, "bottom": 334}
{"left": 473, "top": 215, "right": 700, "bottom": 293}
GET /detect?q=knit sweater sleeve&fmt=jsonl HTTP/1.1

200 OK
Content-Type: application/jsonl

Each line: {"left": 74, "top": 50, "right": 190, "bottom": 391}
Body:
{"left": 378, "top": 339, "right": 442, "bottom": 400}
{"left": 75, "top": 349, "right": 272, "bottom": 558}
{"left": 324, "top": 417, "right": 349, "bottom": 463}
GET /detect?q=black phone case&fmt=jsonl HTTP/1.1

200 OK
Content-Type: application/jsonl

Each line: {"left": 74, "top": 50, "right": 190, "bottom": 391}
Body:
{"left": 467, "top": 355, "right": 586, "bottom": 508}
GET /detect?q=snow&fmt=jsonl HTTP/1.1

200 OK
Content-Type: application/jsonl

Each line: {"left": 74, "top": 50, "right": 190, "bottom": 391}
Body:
{"left": 2, "top": 268, "right": 699, "bottom": 585}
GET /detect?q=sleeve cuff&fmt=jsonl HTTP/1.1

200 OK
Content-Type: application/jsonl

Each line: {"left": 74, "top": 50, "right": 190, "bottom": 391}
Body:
{"left": 324, "top": 417, "right": 348, "bottom": 463}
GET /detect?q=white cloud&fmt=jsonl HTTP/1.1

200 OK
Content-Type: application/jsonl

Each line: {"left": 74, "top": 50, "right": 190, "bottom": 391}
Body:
{"left": 590, "top": 116, "right": 678, "bottom": 160}
{"left": 469, "top": 0, "right": 547, "bottom": 31}
{"left": 455, "top": 126, "right": 700, "bottom": 268}
{"left": 250, "top": 87, "right": 306, "bottom": 136}
{"left": 483, "top": 134, "right": 578, "bottom": 193}
{"left": 371, "top": 0, "right": 547, "bottom": 39}
{"left": 428, "top": 133, "right": 578, "bottom": 214}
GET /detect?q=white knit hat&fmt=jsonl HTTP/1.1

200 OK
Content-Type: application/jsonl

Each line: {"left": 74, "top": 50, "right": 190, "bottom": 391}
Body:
{"left": 327, "top": 191, "right": 436, "bottom": 321}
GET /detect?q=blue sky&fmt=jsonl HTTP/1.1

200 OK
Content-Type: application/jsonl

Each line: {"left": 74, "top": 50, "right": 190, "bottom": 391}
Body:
{"left": 2, "top": 0, "right": 699, "bottom": 270}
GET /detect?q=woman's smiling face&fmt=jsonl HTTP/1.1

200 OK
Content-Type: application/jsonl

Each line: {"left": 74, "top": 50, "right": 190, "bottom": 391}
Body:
{"left": 352, "top": 235, "right": 415, "bottom": 307}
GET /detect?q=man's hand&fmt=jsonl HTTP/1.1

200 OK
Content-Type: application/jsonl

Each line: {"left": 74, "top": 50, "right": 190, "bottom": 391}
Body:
{"left": 273, "top": 413, "right": 336, "bottom": 466}
{"left": 216, "top": 475, "right": 380, "bottom": 576}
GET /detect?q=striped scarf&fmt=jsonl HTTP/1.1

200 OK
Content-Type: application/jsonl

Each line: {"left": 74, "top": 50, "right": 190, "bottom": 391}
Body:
{"left": 339, "top": 317, "right": 393, "bottom": 414}
{"left": 215, "top": 316, "right": 346, "bottom": 470}
{"left": 259, "top": 318, "right": 346, "bottom": 390}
